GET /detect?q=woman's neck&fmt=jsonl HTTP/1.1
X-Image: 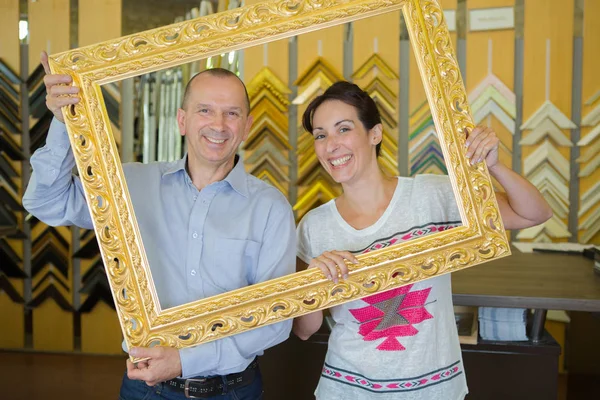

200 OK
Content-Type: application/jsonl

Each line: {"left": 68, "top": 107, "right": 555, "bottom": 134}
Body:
{"left": 336, "top": 164, "right": 397, "bottom": 229}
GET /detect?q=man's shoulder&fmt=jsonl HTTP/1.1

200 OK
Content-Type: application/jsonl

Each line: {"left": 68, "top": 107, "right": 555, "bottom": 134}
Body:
{"left": 246, "top": 174, "right": 292, "bottom": 211}
{"left": 122, "top": 160, "right": 177, "bottom": 177}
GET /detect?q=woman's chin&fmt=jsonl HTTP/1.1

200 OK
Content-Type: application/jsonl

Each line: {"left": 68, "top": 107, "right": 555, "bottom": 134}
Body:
{"left": 320, "top": 162, "right": 355, "bottom": 184}
{"left": 330, "top": 171, "right": 353, "bottom": 184}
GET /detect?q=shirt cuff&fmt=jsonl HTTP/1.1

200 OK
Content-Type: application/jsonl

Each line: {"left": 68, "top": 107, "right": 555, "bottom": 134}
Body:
{"left": 45, "top": 117, "right": 71, "bottom": 155}
{"left": 179, "top": 342, "right": 218, "bottom": 379}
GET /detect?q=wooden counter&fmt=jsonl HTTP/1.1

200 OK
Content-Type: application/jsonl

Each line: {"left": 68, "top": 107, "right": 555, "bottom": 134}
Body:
{"left": 452, "top": 248, "right": 600, "bottom": 312}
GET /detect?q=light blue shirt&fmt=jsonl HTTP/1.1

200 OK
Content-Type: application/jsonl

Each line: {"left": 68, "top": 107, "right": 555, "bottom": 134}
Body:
{"left": 23, "top": 118, "right": 296, "bottom": 378}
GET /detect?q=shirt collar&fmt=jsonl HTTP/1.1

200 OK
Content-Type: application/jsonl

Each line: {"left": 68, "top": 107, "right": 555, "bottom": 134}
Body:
{"left": 224, "top": 155, "right": 249, "bottom": 198}
{"left": 162, "top": 154, "right": 249, "bottom": 198}
{"left": 162, "top": 156, "right": 187, "bottom": 176}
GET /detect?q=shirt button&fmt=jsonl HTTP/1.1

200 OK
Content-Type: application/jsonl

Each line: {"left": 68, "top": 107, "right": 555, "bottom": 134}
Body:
{"left": 190, "top": 270, "right": 196, "bottom": 276}
{"left": 193, "top": 195, "right": 197, "bottom": 201}
{"left": 192, "top": 232, "right": 198, "bottom": 239}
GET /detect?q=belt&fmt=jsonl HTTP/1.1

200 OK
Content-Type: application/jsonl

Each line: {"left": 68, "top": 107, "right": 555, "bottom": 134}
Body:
{"left": 165, "top": 358, "right": 259, "bottom": 399}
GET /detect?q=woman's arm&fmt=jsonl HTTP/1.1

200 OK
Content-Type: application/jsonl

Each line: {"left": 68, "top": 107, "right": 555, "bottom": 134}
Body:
{"left": 466, "top": 126, "right": 553, "bottom": 230}
{"left": 490, "top": 163, "right": 553, "bottom": 229}
{"left": 293, "top": 257, "right": 324, "bottom": 340}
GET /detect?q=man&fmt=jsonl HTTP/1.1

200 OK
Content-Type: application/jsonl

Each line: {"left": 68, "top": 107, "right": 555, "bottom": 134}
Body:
{"left": 23, "top": 52, "right": 296, "bottom": 399}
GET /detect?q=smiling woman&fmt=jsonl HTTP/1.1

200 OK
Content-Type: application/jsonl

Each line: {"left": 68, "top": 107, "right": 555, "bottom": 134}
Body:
{"left": 304, "top": 82, "right": 384, "bottom": 184}
{"left": 292, "top": 80, "right": 551, "bottom": 399}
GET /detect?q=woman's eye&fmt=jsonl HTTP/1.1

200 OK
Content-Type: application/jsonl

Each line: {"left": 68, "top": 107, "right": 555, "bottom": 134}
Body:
{"left": 314, "top": 134, "right": 325, "bottom": 140}
{"left": 340, "top": 127, "right": 350, "bottom": 133}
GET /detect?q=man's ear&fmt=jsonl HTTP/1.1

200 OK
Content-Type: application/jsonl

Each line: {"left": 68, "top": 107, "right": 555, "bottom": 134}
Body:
{"left": 177, "top": 108, "right": 186, "bottom": 137}
{"left": 243, "top": 114, "right": 254, "bottom": 142}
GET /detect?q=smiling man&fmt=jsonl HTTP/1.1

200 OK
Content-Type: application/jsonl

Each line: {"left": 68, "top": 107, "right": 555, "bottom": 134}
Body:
{"left": 23, "top": 52, "right": 296, "bottom": 400}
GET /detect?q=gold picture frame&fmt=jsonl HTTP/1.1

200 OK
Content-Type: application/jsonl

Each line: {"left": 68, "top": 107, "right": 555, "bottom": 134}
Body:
{"left": 48, "top": 0, "right": 510, "bottom": 359}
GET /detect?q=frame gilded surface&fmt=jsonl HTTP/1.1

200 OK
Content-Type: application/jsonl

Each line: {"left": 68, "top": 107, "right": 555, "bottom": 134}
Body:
{"left": 48, "top": 0, "right": 510, "bottom": 359}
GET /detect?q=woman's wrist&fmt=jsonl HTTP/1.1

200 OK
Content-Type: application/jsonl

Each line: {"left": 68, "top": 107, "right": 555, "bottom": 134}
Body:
{"left": 488, "top": 161, "right": 506, "bottom": 177}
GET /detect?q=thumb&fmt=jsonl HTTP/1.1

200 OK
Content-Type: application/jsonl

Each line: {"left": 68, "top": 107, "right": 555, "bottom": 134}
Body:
{"left": 40, "top": 51, "right": 51, "bottom": 75}
{"left": 129, "top": 346, "right": 160, "bottom": 359}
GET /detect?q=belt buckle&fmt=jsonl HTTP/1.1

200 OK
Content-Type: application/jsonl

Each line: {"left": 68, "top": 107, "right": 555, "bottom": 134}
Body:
{"left": 184, "top": 378, "right": 207, "bottom": 399}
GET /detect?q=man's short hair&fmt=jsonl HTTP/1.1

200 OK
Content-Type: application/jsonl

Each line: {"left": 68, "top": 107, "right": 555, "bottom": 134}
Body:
{"left": 181, "top": 68, "right": 250, "bottom": 114}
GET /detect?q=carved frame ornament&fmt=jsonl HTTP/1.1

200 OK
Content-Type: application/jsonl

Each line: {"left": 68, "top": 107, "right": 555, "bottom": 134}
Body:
{"left": 48, "top": 0, "right": 510, "bottom": 360}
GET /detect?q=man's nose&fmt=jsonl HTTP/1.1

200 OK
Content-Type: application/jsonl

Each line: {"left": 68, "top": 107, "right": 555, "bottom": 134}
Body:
{"left": 210, "top": 113, "right": 225, "bottom": 131}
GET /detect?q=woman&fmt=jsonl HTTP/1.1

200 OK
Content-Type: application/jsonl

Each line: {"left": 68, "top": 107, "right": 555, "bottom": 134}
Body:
{"left": 293, "top": 81, "right": 552, "bottom": 400}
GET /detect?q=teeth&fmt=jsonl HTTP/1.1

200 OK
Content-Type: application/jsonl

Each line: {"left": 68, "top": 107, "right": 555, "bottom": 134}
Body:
{"left": 331, "top": 155, "right": 351, "bottom": 166}
{"left": 206, "top": 137, "right": 225, "bottom": 144}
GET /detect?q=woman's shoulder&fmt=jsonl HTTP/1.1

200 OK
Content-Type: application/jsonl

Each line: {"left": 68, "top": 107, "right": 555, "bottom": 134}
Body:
{"left": 298, "top": 200, "right": 336, "bottom": 230}
{"left": 405, "top": 174, "right": 452, "bottom": 195}
{"left": 411, "top": 173, "right": 451, "bottom": 185}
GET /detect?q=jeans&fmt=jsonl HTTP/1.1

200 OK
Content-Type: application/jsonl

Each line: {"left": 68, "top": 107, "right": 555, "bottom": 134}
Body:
{"left": 118, "top": 369, "right": 264, "bottom": 400}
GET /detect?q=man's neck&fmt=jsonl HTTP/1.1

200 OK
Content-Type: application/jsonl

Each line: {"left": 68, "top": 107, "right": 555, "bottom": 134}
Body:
{"left": 186, "top": 155, "right": 236, "bottom": 191}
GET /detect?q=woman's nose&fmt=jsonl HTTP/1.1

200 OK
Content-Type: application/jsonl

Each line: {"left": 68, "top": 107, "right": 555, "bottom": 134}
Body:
{"left": 325, "top": 135, "right": 340, "bottom": 153}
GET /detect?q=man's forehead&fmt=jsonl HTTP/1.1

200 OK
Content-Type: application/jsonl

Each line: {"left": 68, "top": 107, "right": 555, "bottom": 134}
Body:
{"left": 190, "top": 76, "right": 245, "bottom": 101}
{"left": 192, "top": 74, "right": 243, "bottom": 90}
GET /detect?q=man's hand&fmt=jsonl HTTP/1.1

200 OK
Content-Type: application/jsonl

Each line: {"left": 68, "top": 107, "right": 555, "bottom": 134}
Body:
{"left": 126, "top": 346, "right": 183, "bottom": 386}
{"left": 41, "top": 51, "right": 79, "bottom": 123}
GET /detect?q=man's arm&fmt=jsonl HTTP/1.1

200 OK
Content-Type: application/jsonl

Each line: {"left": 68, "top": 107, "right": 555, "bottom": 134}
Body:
{"left": 22, "top": 52, "right": 93, "bottom": 229}
{"left": 127, "top": 194, "right": 296, "bottom": 382}
{"left": 22, "top": 118, "right": 94, "bottom": 229}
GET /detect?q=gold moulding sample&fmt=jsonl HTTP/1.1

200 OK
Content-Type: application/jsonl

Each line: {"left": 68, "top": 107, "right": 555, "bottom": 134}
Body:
{"left": 47, "top": 0, "right": 510, "bottom": 360}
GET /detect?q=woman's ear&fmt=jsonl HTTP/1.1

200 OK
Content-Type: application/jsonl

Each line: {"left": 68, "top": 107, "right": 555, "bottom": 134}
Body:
{"left": 370, "top": 123, "right": 383, "bottom": 146}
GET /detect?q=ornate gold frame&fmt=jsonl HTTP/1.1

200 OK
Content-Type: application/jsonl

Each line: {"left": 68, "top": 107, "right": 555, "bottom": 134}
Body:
{"left": 48, "top": 0, "right": 510, "bottom": 359}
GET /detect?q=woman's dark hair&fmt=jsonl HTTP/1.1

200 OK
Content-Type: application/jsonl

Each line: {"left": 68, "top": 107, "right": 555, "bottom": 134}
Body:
{"left": 302, "top": 81, "right": 382, "bottom": 157}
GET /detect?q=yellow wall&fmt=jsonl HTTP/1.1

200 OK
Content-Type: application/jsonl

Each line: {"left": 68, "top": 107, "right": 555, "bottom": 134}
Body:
{"left": 33, "top": 301, "right": 73, "bottom": 352}
{"left": 408, "top": 0, "right": 457, "bottom": 176}
{"left": 520, "top": 0, "right": 574, "bottom": 241}
{"left": 81, "top": 302, "right": 124, "bottom": 355}
{"left": 79, "top": 0, "right": 122, "bottom": 47}
{"left": 466, "top": 0, "right": 515, "bottom": 170}
{"left": 0, "top": 0, "right": 20, "bottom": 73}
{"left": 28, "top": 0, "right": 71, "bottom": 72}
{"left": 0, "top": 289, "right": 24, "bottom": 349}
{"left": 353, "top": 12, "right": 400, "bottom": 76}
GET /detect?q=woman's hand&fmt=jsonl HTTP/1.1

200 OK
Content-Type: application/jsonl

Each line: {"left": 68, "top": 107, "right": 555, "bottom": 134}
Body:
{"left": 465, "top": 126, "right": 500, "bottom": 168}
{"left": 465, "top": 126, "right": 553, "bottom": 229}
{"left": 309, "top": 250, "right": 358, "bottom": 283}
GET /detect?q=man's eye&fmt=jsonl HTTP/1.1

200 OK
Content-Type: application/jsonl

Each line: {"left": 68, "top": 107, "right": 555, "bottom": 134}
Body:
{"left": 199, "top": 109, "right": 209, "bottom": 113}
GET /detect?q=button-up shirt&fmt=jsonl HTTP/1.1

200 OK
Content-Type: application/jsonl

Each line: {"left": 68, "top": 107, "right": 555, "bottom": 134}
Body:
{"left": 23, "top": 118, "right": 296, "bottom": 378}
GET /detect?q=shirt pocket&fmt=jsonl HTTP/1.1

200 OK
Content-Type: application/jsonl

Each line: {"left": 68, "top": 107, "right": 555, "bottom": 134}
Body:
{"left": 202, "top": 237, "right": 261, "bottom": 295}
